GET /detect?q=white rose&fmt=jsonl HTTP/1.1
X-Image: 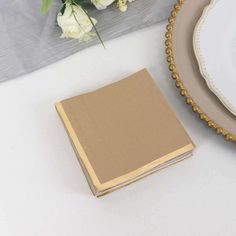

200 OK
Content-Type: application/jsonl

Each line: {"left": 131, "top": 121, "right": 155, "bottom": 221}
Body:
{"left": 91, "top": 0, "right": 115, "bottom": 10}
{"left": 57, "top": 4, "right": 97, "bottom": 40}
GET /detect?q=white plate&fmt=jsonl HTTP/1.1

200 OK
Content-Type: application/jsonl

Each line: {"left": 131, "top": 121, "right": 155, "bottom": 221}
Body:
{"left": 193, "top": 0, "right": 236, "bottom": 116}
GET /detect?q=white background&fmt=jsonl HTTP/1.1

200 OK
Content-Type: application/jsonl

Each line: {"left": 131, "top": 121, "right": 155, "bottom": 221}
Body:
{"left": 0, "top": 22, "right": 236, "bottom": 236}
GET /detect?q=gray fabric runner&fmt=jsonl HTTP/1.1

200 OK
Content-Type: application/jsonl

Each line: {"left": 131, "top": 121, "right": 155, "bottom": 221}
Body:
{"left": 0, "top": 0, "right": 175, "bottom": 82}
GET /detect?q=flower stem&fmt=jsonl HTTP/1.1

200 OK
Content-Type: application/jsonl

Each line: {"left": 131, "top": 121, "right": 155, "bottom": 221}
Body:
{"left": 71, "top": 0, "right": 105, "bottom": 47}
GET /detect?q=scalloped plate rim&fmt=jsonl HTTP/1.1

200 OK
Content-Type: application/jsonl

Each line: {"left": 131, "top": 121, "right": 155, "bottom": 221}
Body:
{"left": 193, "top": 0, "right": 236, "bottom": 117}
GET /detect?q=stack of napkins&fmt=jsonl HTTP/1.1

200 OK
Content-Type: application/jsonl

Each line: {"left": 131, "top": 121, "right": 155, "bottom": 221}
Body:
{"left": 56, "top": 69, "right": 194, "bottom": 196}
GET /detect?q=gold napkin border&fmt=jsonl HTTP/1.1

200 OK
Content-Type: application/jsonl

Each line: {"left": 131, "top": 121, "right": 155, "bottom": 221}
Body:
{"left": 56, "top": 102, "right": 194, "bottom": 195}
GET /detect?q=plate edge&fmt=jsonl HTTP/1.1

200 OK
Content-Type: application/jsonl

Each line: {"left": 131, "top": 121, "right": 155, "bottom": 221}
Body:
{"left": 165, "top": 0, "right": 236, "bottom": 143}
{"left": 193, "top": 0, "right": 236, "bottom": 116}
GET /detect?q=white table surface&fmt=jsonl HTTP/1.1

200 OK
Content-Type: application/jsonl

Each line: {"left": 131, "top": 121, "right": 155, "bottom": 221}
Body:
{"left": 0, "top": 21, "right": 236, "bottom": 236}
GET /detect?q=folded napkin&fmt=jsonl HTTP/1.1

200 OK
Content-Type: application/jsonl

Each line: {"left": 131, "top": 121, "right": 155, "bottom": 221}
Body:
{"left": 0, "top": 0, "right": 175, "bottom": 82}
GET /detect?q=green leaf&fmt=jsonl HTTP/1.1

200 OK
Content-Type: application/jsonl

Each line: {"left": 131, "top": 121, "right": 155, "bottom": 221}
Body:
{"left": 41, "top": 0, "right": 53, "bottom": 15}
{"left": 60, "top": 3, "right": 66, "bottom": 15}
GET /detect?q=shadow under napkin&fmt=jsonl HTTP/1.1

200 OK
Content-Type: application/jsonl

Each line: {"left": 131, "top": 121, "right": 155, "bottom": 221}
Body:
{"left": 0, "top": 0, "right": 175, "bottom": 82}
